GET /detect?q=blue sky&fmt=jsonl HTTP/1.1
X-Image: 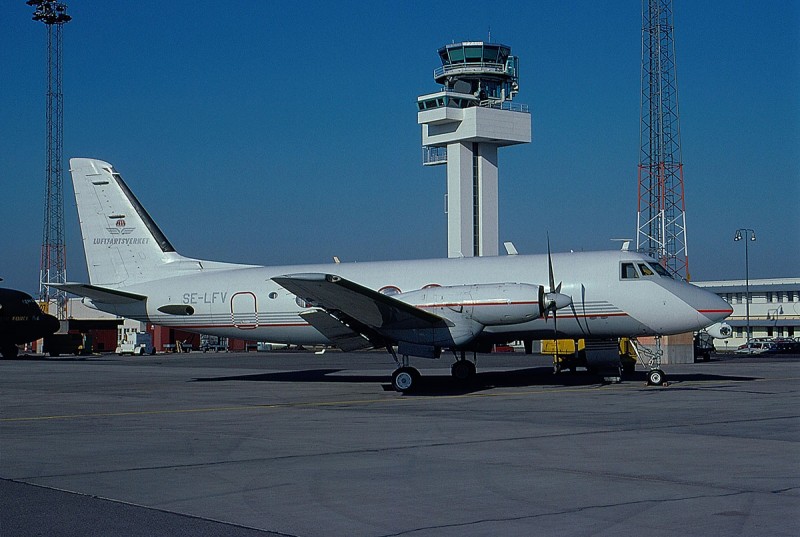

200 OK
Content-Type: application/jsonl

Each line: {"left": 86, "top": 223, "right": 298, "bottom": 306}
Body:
{"left": 2, "top": 1, "right": 798, "bottom": 294}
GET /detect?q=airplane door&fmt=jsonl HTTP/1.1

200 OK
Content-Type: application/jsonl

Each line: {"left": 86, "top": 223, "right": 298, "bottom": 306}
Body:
{"left": 230, "top": 292, "right": 258, "bottom": 329}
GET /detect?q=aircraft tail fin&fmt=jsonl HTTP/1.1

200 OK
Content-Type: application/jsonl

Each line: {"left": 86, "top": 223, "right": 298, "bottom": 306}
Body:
{"left": 69, "top": 158, "right": 242, "bottom": 286}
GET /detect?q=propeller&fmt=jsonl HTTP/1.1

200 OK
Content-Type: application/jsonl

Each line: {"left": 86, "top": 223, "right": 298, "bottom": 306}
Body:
{"left": 538, "top": 237, "right": 573, "bottom": 321}
{"left": 538, "top": 236, "right": 573, "bottom": 340}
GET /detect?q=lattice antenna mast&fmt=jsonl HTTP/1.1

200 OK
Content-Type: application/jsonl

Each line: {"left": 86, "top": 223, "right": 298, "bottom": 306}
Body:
{"left": 637, "top": 0, "right": 689, "bottom": 279}
{"left": 28, "top": 0, "right": 71, "bottom": 318}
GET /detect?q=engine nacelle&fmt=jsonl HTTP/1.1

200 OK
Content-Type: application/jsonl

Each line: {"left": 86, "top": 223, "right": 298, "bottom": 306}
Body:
{"left": 399, "top": 283, "right": 541, "bottom": 327}
{"left": 704, "top": 322, "right": 733, "bottom": 339}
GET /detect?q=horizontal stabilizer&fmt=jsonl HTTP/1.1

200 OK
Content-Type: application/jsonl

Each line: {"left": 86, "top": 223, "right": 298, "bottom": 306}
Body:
{"left": 49, "top": 283, "right": 147, "bottom": 304}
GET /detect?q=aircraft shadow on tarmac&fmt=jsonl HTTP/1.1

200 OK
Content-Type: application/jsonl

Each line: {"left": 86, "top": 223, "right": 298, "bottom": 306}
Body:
{"left": 1, "top": 354, "right": 105, "bottom": 362}
{"left": 191, "top": 368, "right": 761, "bottom": 396}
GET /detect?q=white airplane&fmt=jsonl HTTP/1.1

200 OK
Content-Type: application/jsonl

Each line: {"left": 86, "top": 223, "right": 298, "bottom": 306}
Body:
{"left": 56, "top": 158, "right": 732, "bottom": 392}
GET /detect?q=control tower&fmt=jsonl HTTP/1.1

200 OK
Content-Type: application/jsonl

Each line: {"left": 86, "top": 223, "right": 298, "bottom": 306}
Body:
{"left": 418, "top": 41, "right": 531, "bottom": 258}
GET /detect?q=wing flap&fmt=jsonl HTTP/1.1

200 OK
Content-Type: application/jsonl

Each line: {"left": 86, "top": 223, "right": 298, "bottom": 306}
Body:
{"left": 300, "top": 310, "right": 374, "bottom": 352}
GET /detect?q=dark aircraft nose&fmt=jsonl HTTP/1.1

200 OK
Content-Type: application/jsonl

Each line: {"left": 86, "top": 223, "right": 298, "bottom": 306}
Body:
{"left": 42, "top": 314, "right": 60, "bottom": 336}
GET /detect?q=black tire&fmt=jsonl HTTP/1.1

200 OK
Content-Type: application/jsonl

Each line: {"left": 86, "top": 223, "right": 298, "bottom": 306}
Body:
{"left": 392, "top": 367, "right": 418, "bottom": 393}
{"left": 451, "top": 360, "right": 476, "bottom": 381}
{"left": 648, "top": 369, "right": 665, "bottom": 386}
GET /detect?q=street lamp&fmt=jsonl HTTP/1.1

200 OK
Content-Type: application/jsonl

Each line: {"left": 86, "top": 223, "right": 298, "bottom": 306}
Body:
{"left": 734, "top": 228, "right": 756, "bottom": 350}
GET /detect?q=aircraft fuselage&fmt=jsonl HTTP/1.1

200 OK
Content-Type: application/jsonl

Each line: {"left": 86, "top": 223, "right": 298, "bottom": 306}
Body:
{"left": 83, "top": 251, "right": 730, "bottom": 348}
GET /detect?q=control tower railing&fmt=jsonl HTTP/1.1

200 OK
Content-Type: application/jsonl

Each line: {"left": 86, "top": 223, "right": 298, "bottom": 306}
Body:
{"left": 434, "top": 62, "right": 508, "bottom": 79}
{"left": 479, "top": 100, "right": 529, "bottom": 113}
{"left": 418, "top": 90, "right": 529, "bottom": 113}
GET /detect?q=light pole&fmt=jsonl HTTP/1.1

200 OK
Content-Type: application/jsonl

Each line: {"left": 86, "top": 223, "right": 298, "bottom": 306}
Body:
{"left": 734, "top": 229, "right": 756, "bottom": 350}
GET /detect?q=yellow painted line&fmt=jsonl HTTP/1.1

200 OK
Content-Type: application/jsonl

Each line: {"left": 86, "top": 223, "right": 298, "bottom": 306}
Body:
{"left": 0, "top": 384, "right": 607, "bottom": 423}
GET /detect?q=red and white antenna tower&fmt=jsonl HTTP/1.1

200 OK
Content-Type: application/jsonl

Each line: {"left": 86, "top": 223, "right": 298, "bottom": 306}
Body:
{"left": 637, "top": 0, "right": 689, "bottom": 279}
{"left": 28, "top": 0, "right": 71, "bottom": 317}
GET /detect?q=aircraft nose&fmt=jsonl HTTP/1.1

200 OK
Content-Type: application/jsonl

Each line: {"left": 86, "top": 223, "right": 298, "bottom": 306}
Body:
{"left": 695, "top": 290, "right": 733, "bottom": 324}
{"left": 44, "top": 314, "right": 61, "bottom": 335}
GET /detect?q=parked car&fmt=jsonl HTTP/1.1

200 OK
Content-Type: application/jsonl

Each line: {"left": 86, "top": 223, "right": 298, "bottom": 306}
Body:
{"left": 735, "top": 341, "right": 778, "bottom": 355}
{"left": 772, "top": 338, "right": 800, "bottom": 354}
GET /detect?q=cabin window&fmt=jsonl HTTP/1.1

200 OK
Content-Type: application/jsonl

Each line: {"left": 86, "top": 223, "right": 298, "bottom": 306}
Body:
{"left": 621, "top": 263, "right": 639, "bottom": 279}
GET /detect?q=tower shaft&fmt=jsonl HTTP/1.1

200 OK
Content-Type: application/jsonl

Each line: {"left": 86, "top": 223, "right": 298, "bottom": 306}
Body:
{"left": 637, "top": 0, "right": 689, "bottom": 279}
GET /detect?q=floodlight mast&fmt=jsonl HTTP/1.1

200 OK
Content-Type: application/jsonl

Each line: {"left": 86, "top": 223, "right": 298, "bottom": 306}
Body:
{"left": 27, "top": 0, "right": 71, "bottom": 319}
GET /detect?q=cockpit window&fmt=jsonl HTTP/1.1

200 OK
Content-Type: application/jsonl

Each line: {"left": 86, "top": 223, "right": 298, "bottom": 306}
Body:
{"left": 648, "top": 262, "right": 673, "bottom": 279}
{"left": 638, "top": 263, "right": 655, "bottom": 276}
{"left": 621, "top": 263, "right": 639, "bottom": 279}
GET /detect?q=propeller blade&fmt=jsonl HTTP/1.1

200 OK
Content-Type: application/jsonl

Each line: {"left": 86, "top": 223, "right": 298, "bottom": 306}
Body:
{"left": 547, "top": 235, "right": 556, "bottom": 293}
{"left": 552, "top": 309, "right": 558, "bottom": 338}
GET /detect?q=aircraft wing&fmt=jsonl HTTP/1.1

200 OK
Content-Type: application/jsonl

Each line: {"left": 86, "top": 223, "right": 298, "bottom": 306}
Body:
{"left": 273, "top": 273, "right": 453, "bottom": 338}
{"left": 48, "top": 283, "right": 147, "bottom": 304}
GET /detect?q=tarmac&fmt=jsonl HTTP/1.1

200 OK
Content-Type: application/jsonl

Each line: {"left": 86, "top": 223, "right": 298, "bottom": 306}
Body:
{"left": 1, "top": 350, "right": 798, "bottom": 537}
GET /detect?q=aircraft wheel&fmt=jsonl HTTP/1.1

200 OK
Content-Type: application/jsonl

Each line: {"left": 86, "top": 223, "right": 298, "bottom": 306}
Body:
{"left": 1, "top": 345, "right": 18, "bottom": 359}
{"left": 451, "top": 360, "right": 476, "bottom": 381}
{"left": 648, "top": 369, "right": 666, "bottom": 386}
{"left": 392, "top": 367, "right": 418, "bottom": 393}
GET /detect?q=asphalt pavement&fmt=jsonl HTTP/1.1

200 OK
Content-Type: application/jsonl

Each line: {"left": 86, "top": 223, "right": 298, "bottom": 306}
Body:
{"left": 1, "top": 350, "right": 798, "bottom": 536}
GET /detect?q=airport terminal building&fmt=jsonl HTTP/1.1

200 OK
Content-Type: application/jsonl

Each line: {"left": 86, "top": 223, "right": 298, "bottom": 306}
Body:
{"left": 695, "top": 278, "right": 800, "bottom": 351}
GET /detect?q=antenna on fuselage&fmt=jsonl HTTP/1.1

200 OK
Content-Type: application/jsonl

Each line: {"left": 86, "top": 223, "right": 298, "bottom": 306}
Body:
{"left": 611, "top": 238, "right": 633, "bottom": 251}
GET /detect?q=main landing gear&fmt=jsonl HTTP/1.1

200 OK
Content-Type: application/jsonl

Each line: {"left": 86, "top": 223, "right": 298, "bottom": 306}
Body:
{"left": 387, "top": 346, "right": 420, "bottom": 393}
{"left": 451, "top": 350, "right": 476, "bottom": 382}
{"left": 387, "top": 348, "right": 478, "bottom": 393}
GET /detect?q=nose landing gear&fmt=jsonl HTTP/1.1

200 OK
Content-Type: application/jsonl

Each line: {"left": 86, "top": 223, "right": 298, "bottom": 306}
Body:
{"left": 630, "top": 337, "right": 669, "bottom": 387}
{"left": 647, "top": 368, "right": 666, "bottom": 386}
